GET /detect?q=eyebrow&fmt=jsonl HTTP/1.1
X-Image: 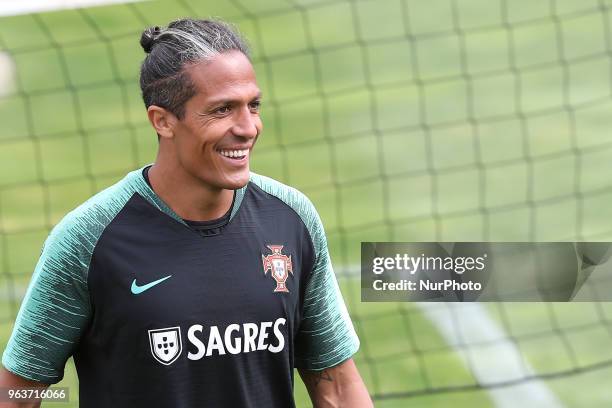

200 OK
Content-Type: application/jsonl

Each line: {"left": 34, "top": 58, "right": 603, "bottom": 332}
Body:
{"left": 207, "top": 91, "right": 263, "bottom": 106}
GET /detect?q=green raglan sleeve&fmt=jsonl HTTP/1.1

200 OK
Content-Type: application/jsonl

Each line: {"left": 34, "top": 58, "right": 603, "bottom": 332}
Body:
{"left": 294, "top": 200, "right": 360, "bottom": 370}
{"left": 2, "top": 215, "right": 92, "bottom": 384}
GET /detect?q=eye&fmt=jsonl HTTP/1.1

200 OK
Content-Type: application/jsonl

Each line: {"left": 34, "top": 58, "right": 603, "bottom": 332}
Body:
{"left": 249, "top": 100, "right": 261, "bottom": 113}
{"left": 214, "top": 106, "right": 231, "bottom": 115}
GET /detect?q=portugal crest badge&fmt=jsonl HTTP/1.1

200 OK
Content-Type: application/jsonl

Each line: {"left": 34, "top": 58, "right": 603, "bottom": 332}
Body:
{"left": 262, "top": 245, "right": 293, "bottom": 293}
{"left": 148, "top": 326, "right": 182, "bottom": 365}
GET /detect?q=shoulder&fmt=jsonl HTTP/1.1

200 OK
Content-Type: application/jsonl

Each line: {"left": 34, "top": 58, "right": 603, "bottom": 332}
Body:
{"left": 249, "top": 172, "right": 323, "bottom": 236}
{"left": 44, "top": 169, "right": 144, "bottom": 264}
{"left": 249, "top": 173, "right": 329, "bottom": 261}
{"left": 249, "top": 173, "right": 312, "bottom": 208}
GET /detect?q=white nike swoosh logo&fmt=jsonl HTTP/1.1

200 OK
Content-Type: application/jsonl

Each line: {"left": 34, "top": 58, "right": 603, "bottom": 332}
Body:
{"left": 131, "top": 275, "right": 172, "bottom": 295}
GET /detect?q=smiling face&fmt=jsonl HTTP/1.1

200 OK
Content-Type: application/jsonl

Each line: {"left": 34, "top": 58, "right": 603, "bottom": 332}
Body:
{"left": 165, "top": 50, "right": 262, "bottom": 191}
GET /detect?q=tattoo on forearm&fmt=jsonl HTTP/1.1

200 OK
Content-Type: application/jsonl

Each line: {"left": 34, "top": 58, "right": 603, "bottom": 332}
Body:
{"left": 311, "top": 369, "right": 333, "bottom": 387}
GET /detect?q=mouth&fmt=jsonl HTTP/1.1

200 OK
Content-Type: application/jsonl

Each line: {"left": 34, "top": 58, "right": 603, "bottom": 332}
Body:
{"left": 217, "top": 148, "right": 249, "bottom": 164}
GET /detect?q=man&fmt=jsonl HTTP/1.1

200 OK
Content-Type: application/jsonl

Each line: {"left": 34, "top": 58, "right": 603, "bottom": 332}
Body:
{"left": 0, "top": 18, "right": 372, "bottom": 407}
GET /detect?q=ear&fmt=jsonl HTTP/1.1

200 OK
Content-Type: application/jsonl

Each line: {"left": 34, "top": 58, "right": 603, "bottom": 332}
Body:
{"left": 147, "top": 105, "right": 177, "bottom": 140}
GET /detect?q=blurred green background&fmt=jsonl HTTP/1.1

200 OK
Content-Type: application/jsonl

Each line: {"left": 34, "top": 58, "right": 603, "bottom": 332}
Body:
{"left": 1, "top": 0, "right": 612, "bottom": 406}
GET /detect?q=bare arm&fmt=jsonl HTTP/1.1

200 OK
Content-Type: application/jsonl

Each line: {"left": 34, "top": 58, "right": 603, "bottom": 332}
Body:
{"left": 0, "top": 367, "right": 48, "bottom": 408}
{"left": 298, "top": 358, "right": 373, "bottom": 408}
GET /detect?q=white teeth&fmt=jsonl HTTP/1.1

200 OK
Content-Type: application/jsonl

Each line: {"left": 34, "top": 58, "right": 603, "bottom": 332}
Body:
{"left": 219, "top": 149, "right": 248, "bottom": 158}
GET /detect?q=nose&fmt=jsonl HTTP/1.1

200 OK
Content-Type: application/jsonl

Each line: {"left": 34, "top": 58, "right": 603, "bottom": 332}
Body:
{"left": 231, "top": 106, "right": 261, "bottom": 139}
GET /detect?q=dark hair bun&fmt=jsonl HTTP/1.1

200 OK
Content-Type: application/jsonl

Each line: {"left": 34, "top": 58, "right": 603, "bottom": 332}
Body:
{"left": 140, "top": 26, "right": 162, "bottom": 54}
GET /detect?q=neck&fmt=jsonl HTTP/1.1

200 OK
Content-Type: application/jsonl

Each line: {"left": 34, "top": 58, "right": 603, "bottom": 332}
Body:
{"left": 148, "top": 160, "right": 234, "bottom": 222}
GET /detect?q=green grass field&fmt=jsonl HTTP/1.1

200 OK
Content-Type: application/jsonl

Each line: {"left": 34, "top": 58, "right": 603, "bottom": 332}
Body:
{"left": 1, "top": 0, "right": 612, "bottom": 406}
